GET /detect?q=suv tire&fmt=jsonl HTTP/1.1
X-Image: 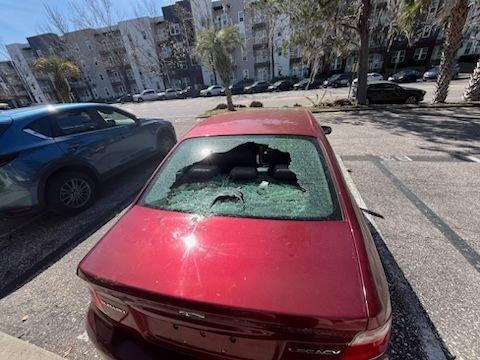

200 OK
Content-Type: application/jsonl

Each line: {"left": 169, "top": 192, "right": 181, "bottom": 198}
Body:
{"left": 46, "top": 171, "right": 96, "bottom": 215}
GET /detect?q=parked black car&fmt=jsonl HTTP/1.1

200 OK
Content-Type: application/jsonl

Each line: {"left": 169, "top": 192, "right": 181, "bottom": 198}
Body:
{"left": 229, "top": 79, "right": 255, "bottom": 94}
{"left": 293, "top": 78, "right": 322, "bottom": 90}
{"left": 114, "top": 94, "right": 133, "bottom": 103}
{"left": 323, "top": 73, "right": 352, "bottom": 88}
{"left": 353, "top": 81, "right": 426, "bottom": 104}
{"left": 177, "top": 86, "right": 201, "bottom": 98}
{"left": 267, "top": 79, "right": 294, "bottom": 92}
{"left": 244, "top": 81, "right": 270, "bottom": 94}
{"left": 388, "top": 69, "right": 421, "bottom": 83}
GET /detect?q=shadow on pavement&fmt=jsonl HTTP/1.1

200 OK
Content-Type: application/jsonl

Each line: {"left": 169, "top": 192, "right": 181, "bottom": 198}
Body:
{"left": 365, "top": 217, "right": 454, "bottom": 360}
{"left": 327, "top": 107, "right": 480, "bottom": 156}
{"left": 0, "top": 158, "right": 160, "bottom": 299}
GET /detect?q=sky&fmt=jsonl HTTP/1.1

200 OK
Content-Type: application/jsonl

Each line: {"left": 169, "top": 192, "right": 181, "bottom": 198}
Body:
{"left": 0, "top": 0, "right": 170, "bottom": 59}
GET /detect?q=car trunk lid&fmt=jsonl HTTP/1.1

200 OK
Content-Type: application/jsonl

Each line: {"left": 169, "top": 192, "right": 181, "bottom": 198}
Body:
{"left": 80, "top": 205, "right": 368, "bottom": 357}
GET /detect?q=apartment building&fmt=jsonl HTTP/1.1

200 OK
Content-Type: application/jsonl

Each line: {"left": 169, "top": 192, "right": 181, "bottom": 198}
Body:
{"left": 210, "top": 0, "right": 296, "bottom": 84}
{"left": 6, "top": 0, "right": 209, "bottom": 104}
{"left": 0, "top": 61, "right": 31, "bottom": 107}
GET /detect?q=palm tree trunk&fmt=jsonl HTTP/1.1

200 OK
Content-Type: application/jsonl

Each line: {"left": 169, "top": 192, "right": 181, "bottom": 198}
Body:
{"left": 464, "top": 59, "right": 480, "bottom": 101}
{"left": 433, "top": 0, "right": 469, "bottom": 103}
{"left": 356, "top": 0, "right": 371, "bottom": 105}
{"left": 225, "top": 87, "right": 235, "bottom": 111}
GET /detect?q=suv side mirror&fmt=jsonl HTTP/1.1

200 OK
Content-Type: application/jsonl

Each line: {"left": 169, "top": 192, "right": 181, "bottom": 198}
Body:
{"left": 321, "top": 126, "right": 332, "bottom": 135}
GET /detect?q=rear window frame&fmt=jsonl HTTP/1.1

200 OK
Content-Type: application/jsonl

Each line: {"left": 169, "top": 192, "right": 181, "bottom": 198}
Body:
{"left": 138, "top": 134, "right": 343, "bottom": 222}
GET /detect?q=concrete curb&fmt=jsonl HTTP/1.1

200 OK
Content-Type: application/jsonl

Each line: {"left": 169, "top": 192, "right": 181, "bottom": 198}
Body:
{"left": 0, "top": 331, "right": 62, "bottom": 359}
{"left": 196, "top": 102, "right": 480, "bottom": 118}
{"left": 336, "top": 155, "right": 449, "bottom": 360}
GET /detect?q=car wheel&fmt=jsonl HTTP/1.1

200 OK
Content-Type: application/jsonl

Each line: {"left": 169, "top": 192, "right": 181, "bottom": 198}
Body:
{"left": 156, "top": 133, "right": 176, "bottom": 158}
{"left": 405, "top": 95, "right": 418, "bottom": 104}
{"left": 137, "top": 98, "right": 144, "bottom": 103}
{"left": 332, "top": 83, "right": 338, "bottom": 88}
{"left": 365, "top": 97, "right": 371, "bottom": 105}
{"left": 46, "top": 171, "right": 96, "bottom": 215}
{"left": 207, "top": 92, "right": 212, "bottom": 97}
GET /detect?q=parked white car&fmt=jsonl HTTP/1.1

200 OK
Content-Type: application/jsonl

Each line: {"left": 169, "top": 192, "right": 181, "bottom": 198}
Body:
{"left": 352, "top": 72, "right": 384, "bottom": 84}
{"left": 200, "top": 85, "right": 224, "bottom": 97}
{"left": 132, "top": 89, "right": 160, "bottom": 103}
{"left": 159, "top": 88, "right": 179, "bottom": 100}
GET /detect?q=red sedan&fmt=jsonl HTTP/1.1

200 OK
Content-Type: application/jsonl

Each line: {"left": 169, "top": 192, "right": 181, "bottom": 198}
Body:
{"left": 78, "top": 109, "right": 391, "bottom": 360}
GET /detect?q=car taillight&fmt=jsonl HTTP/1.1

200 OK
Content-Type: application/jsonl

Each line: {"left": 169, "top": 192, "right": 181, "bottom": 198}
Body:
{"left": 89, "top": 288, "right": 128, "bottom": 321}
{"left": 340, "top": 318, "right": 391, "bottom": 360}
{"left": 0, "top": 153, "right": 17, "bottom": 167}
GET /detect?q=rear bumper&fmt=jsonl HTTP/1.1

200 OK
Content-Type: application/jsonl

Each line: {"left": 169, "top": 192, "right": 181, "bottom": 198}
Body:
{"left": 0, "top": 169, "right": 37, "bottom": 213}
{"left": 86, "top": 305, "right": 251, "bottom": 360}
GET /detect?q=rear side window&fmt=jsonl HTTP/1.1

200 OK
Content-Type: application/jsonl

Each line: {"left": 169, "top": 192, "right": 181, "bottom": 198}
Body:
{"left": 25, "top": 117, "right": 53, "bottom": 137}
{"left": 53, "top": 111, "right": 102, "bottom": 136}
{"left": 141, "top": 135, "right": 341, "bottom": 221}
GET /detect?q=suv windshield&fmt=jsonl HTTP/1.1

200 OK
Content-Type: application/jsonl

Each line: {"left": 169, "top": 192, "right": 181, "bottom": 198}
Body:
{"left": 141, "top": 135, "right": 341, "bottom": 220}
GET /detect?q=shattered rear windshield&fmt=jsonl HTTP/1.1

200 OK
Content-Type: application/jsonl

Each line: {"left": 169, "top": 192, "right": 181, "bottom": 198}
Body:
{"left": 140, "top": 135, "right": 341, "bottom": 220}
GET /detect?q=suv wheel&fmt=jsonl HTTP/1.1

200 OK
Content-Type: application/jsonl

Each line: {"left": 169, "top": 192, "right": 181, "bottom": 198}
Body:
{"left": 46, "top": 171, "right": 96, "bottom": 215}
{"left": 137, "top": 97, "right": 144, "bottom": 103}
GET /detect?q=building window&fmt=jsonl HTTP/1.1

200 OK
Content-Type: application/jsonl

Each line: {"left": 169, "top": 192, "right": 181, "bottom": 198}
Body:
{"left": 170, "top": 23, "right": 180, "bottom": 35}
{"left": 105, "top": 88, "right": 110, "bottom": 96}
{"left": 94, "top": 60, "right": 99, "bottom": 66}
{"left": 243, "top": 69, "right": 249, "bottom": 79}
{"left": 99, "top": 74, "right": 104, "bottom": 81}
{"left": 178, "top": 61, "right": 187, "bottom": 69}
{"left": 330, "top": 57, "right": 342, "bottom": 71}
{"left": 414, "top": 47, "right": 429, "bottom": 61}
{"left": 221, "top": 13, "right": 229, "bottom": 27}
{"left": 464, "top": 40, "right": 473, "bottom": 55}
{"left": 391, "top": 50, "right": 405, "bottom": 64}
{"left": 238, "top": 11, "right": 244, "bottom": 22}
{"left": 346, "top": 54, "right": 358, "bottom": 71}
{"left": 86, "top": 41, "right": 92, "bottom": 50}
{"left": 431, "top": 45, "right": 443, "bottom": 60}
{"left": 422, "top": 26, "right": 432, "bottom": 38}
{"left": 368, "top": 53, "right": 383, "bottom": 70}
{"left": 141, "top": 31, "right": 147, "bottom": 40}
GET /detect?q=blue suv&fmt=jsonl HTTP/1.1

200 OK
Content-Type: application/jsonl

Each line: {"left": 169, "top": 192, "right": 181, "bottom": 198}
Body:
{"left": 0, "top": 103, "right": 176, "bottom": 215}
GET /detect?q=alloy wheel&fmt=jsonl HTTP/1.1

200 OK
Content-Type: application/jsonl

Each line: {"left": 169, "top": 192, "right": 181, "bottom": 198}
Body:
{"left": 59, "top": 178, "right": 92, "bottom": 209}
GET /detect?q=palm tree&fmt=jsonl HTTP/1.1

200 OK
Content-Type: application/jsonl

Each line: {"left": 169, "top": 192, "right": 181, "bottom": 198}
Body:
{"left": 399, "top": 0, "right": 470, "bottom": 103}
{"left": 464, "top": 59, "right": 480, "bottom": 101}
{"left": 195, "top": 26, "right": 243, "bottom": 111}
{"left": 33, "top": 56, "right": 79, "bottom": 103}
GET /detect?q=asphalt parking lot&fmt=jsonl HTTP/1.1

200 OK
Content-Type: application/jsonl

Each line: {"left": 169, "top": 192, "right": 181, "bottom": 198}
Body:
{"left": 0, "top": 85, "right": 478, "bottom": 359}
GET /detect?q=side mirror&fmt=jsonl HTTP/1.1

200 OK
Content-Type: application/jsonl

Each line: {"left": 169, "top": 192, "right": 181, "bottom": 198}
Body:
{"left": 321, "top": 126, "right": 332, "bottom": 135}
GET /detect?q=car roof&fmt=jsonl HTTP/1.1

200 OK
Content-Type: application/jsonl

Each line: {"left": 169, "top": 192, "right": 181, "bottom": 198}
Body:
{"left": 182, "top": 109, "right": 320, "bottom": 139}
{"left": 0, "top": 103, "right": 119, "bottom": 124}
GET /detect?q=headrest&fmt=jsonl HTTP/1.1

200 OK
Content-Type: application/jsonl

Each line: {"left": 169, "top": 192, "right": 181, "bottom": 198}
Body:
{"left": 186, "top": 164, "right": 220, "bottom": 180}
{"left": 230, "top": 166, "right": 258, "bottom": 180}
{"left": 273, "top": 164, "right": 296, "bottom": 181}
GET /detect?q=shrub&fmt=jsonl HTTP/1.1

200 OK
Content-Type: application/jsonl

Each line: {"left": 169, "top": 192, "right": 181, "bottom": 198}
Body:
{"left": 333, "top": 98, "right": 354, "bottom": 106}
{"left": 293, "top": 103, "right": 302, "bottom": 107}
{"left": 215, "top": 103, "right": 228, "bottom": 110}
{"left": 235, "top": 104, "right": 247, "bottom": 108}
{"left": 249, "top": 101, "right": 263, "bottom": 108}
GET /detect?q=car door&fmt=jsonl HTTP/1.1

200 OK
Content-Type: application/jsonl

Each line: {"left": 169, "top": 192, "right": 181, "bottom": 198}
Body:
{"left": 94, "top": 107, "right": 155, "bottom": 163}
{"left": 367, "top": 84, "right": 383, "bottom": 103}
{"left": 387, "top": 84, "right": 406, "bottom": 103}
{"left": 51, "top": 109, "right": 124, "bottom": 176}
{"left": 144, "top": 90, "right": 156, "bottom": 100}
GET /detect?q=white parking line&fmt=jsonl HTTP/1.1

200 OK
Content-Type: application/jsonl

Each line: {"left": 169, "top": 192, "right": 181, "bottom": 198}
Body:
{"left": 465, "top": 155, "right": 480, "bottom": 163}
